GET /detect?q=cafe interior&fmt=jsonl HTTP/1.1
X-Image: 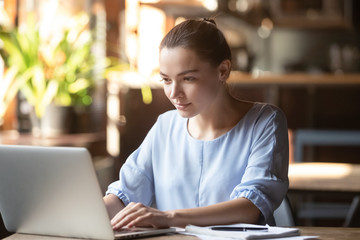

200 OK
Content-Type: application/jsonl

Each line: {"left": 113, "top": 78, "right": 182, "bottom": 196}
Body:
{"left": 1, "top": 0, "right": 360, "bottom": 238}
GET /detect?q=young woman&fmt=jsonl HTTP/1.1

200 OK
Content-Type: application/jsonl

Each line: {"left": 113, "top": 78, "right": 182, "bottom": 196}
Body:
{"left": 104, "top": 18, "right": 289, "bottom": 230}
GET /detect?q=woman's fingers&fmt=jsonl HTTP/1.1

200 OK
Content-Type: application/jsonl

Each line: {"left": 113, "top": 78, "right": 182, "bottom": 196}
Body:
{"left": 110, "top": 202, "right": 171, "bottom": 230}
{"left": 125, "top": 212, "right": 154, "bottom": 228}
{"left": 111, "top": 202, "right": 142, "bottom": 229}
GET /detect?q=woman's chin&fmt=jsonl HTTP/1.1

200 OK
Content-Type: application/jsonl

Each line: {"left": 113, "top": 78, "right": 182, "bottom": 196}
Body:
{"left": 176, "top": 109, "right": 194, "bottom": 119}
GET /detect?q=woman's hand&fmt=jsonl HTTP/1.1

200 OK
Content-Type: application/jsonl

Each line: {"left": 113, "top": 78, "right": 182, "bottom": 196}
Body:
{"left": 103, "top": 194, "right": 125, "bottom": 219}
{"left": 110, "top": 198, "right": 260, "bottom": 230}
{"left": 111, "top": 202, "right": 174, "bottom": 230}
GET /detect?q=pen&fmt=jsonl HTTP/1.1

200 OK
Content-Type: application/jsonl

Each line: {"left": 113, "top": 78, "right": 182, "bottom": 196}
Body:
{"left": 211, "top": 226, "right": 268, "bottom": 232}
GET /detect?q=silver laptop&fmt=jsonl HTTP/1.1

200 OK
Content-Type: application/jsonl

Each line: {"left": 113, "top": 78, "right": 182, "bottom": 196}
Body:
{"left": 0, "top": 145, "right": 176, "bottom": 239}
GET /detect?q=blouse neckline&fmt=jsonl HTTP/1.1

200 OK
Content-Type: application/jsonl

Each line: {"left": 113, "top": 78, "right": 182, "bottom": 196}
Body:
{"left": 184, "top": 102, "right": 259, "bottom": 143}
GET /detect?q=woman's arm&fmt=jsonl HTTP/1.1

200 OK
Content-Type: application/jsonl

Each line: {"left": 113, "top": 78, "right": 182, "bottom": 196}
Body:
{"left": 103, "top": 194, "right": 125, "bottom": 219}
{"left": 168, "top": 197, "right": 260, "bottom": 228}
{"left": 111, "top": 197, "right": 260, "bottom": 230}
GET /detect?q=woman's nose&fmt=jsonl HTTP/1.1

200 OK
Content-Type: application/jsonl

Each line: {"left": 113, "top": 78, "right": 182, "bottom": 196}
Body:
{"left": 169, "top": 82, "right": 183, "bottom": 99}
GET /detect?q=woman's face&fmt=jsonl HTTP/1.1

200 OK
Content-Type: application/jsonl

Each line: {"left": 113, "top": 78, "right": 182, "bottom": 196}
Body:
{"left": 159, "top": 47, "right": 224, "bottom": 118}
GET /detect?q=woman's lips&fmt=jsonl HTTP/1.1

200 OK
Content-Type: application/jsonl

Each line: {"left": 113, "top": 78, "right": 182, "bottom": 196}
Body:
{"left": 173, "top": 102, "right": 191, "bottom": 110}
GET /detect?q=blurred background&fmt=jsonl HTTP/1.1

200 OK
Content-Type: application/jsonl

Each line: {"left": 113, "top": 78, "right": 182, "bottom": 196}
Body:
{"left": 1, "top": 0, "right": 360, "bottom": 236}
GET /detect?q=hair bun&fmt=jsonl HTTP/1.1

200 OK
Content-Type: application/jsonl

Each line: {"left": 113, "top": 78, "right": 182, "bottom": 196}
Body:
{"left": 202, "top": 18, "right": 216, "bottom": 26}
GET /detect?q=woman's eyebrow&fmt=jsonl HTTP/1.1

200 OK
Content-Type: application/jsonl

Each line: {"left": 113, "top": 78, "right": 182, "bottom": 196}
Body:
{"left": 178, "top": 69, "right": 199, "bottom": 76}
{"left": 159, "top": 72, "right": 168, "bottom": 77}
{"left": 160, "top": 69, "right": 199, "bottom": 77}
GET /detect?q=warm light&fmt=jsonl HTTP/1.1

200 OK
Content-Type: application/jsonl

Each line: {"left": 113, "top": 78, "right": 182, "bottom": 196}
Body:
{"left": 107, "top": 82, "right": 120, "bottom": 156}
{"left": 140, "top": 0, "right": 160, "bottom": 3}
{"left": 125, "top": 0, "right": 139, "bottom": 30}
{"left": 125, "top": 0, "right": 140, "bottom": 68}
{"left": 236, "top": 0, "right": 249, "bottom": 12}
{"left": 257, "top": 18, "right": 273, "bottom": 39}
{"left": 175, "top": 17, "right": 186, "bottom": 26}
{"left": 107, "top": 120, "right": 120, "bottom": 156}
{"left": 289, "top": 163, "right": 352, "bottom": 179}
{"left": 0, "top": 4, "right": 12, "bottom": 27}
{"left": 126, "top": 34, "right": 138, "bottom": 66}
{"left": 261, "top": 18, "right": 273, "bottom": 30}
{"left": 120, "top": 71, "right": 148, "bottom": 87}
{"left": 38, "top": 0, "right": 59, "bottom": 40}
{"left": 137, "top": 6, "right": 165, "bottom": 77}
{"left": 203, "top": 0, "right": 218, "bottom": 11}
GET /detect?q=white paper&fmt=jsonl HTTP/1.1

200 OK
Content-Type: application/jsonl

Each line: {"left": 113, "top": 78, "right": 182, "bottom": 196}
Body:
{"left": 180, "top": 231, "right": 318, "bottom": 240}
{"left": 184, "top": 223, "right": 308, "bottom": 240}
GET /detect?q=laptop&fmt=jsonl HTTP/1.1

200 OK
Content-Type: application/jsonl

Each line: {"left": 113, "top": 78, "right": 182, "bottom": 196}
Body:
{"left": 0, "top": 145, "right": 176, "bottom": 239}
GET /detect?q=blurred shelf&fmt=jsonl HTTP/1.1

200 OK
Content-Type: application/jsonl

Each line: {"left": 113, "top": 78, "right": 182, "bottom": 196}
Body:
{"left": 228, "top": 72, "right": 360, "bottom": 86}
{"left": 140, "top": 0, "right": 212, "bottom": 16}
{"left": 273, "top": 18, "right": 352, "bottom": 30}
{"left": 107, "top": 71, "right": 360, "bottom": 89}
{"left": 0, "top": 131, "right": 107, "bottom": 157}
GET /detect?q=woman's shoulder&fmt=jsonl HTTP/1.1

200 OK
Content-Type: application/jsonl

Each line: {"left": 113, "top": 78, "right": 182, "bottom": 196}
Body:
{"left": 243, "top": 102, "right": 287, "bottom": 127}
{"left": 153, "top": 110, "right": 187, "bottom": 137}
{"left": 250, "top": 102, "right": 285, "bottom": 116}
{"left": 155, "top": 109, "right": 185, "bottom": 127}
{"left": 158, "top": 109, "right": 178, "bottom": 121}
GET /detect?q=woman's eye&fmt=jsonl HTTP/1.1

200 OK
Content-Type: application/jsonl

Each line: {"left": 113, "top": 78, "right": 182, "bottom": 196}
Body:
{"left": 161, "top": 78, "right": 171, "bottom": 83}
{"left": 184, "top": 76, "right": 195, "bottom": 81}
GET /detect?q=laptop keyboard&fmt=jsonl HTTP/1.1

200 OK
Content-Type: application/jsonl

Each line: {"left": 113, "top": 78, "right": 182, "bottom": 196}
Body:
{"left": 115, "top": 228, "right": 145, "bottom": 234}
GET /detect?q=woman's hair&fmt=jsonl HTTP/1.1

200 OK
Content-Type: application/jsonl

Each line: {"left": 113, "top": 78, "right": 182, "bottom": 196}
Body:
{"left": 159, "top": 18, "right": 231, "bottom": 67}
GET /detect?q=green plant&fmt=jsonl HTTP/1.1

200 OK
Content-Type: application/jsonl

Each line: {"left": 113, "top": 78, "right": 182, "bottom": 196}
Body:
{"left": 0, "top": 13, "right": 95, "bottom": 118}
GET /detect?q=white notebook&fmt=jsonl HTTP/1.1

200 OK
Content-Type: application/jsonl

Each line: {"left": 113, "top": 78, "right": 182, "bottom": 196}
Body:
{"left": 185, "top": 223, "right": 300, "bottom": 240}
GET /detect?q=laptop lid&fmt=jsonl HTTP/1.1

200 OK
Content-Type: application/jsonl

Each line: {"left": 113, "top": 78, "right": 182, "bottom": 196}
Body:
{"left": 0, "top": 145, "right": 176, "bottom": 239}
{"left": 0, "top": 145, "right": 114, "bottom": 239}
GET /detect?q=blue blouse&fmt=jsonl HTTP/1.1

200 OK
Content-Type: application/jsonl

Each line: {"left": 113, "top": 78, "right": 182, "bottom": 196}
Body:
{"left": 106, "top": 102, "right": 289, "bottom": 224}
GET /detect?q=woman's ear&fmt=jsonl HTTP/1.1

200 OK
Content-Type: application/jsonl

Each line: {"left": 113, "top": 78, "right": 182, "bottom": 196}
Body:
{"left": 218, "top": 59, "right": 231, "bottom": 83}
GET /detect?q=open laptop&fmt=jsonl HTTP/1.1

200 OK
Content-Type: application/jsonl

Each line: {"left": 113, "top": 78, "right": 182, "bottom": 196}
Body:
{"left": 0, "top": 145, "right": 176, "bottom": 239}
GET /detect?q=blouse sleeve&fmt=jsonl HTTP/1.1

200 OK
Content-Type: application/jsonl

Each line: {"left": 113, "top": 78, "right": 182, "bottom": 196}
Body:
{"left": 106, "top": 121, "right": 158, "bottom": 207}
{"left": 230, "top": 105, "right": 289, "bottom": 224}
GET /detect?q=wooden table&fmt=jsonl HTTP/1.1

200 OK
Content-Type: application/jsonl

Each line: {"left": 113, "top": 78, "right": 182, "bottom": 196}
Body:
{"left": 289, "top": 162, "right": 360, "bottom": 194}
{"left": 0, "top": 130, "right": 106, "bottom": 147}
{"left": 0, "top": 130, "right": 107, "bottom": 157}
{"left": 299, "top": 227, "right": 360, "bottom": 240}
{"left": 288, "top": 162, "right": 360, "bottom": 226}
{"left": 5, "top": 227, "right": 360, "bottom": 240}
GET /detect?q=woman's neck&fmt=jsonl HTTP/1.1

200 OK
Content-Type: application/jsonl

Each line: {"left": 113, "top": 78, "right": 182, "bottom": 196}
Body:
{"left": 187, "top": 94, "right": 253, "bottom": 141}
